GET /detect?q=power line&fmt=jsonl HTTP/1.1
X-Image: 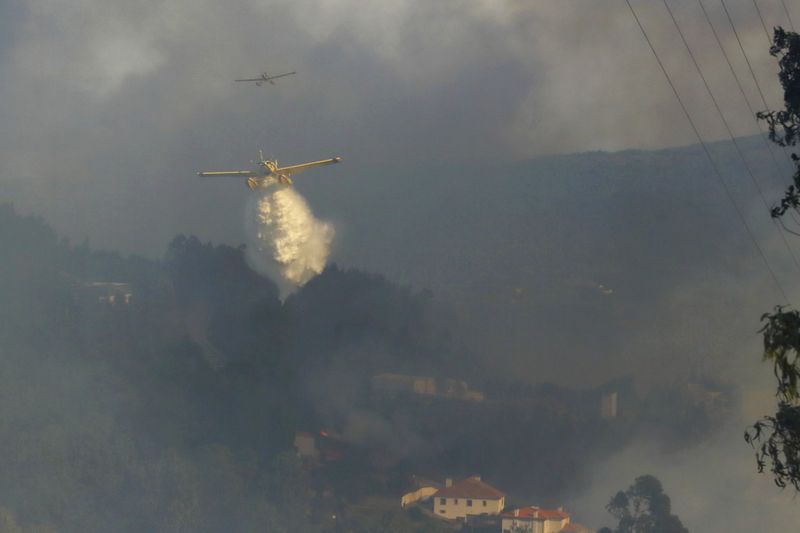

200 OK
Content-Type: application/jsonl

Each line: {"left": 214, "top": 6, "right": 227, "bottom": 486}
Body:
{"left": 662, "top": 0, "right": 800, "bottom": 278}
{"left": 780, "top": 0, "right": 796, "bottom": 31}
{"left": 720, "top": 0, "right": 796, "bottom": 166}
{"left": 721, "top": 0, "right": 774, "bottom": 112}
{"left": 624, "top": 0, "right": 792, "bottom": 304}
{"left": 752, "top": 0, "right": 773, "bottom": 44}
{"left": 697, "top": 0, "right": 792, "bottom": 179}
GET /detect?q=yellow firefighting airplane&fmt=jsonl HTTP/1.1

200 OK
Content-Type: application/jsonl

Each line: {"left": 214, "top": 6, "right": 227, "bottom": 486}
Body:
{"left": 234, "top": 71, "right": 296, "bottom": 86}
{"left": 197, "top": 151, "right": 341, "bottom": 190}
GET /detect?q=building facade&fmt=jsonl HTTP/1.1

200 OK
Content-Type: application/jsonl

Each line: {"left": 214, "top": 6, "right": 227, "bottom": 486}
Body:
{"left": 432, "top": 476, "right": 505, "bottom": 520}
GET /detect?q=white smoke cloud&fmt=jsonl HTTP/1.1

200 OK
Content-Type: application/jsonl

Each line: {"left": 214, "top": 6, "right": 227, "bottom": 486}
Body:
{"left": 245, "top": 187, "right": 334, "bottom": 296}
{"left": 568, "top": 420, "right": 800, "bottom": 532}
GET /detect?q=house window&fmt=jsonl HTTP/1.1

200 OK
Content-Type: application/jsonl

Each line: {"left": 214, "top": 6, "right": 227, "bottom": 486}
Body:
{"left": 440, "top": 498, "right": 446, "bottom": 505}
{"left": 483, "top": 500, "right": 487, "bottom": 507}
{"left": 467, "top": 500, "right": 473, "bottom": 507}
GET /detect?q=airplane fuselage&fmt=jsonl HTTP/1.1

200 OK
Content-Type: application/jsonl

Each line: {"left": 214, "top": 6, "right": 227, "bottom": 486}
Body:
{"left": 197, "top": 153, "right": 341, "bottom": 191}
{"left": 246, "top": 161, "right": 294, "bottom": 190}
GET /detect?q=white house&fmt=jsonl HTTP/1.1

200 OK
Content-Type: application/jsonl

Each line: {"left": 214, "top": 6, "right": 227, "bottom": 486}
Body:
{"left": 433, "top": 476, "right": 505, "bottom": 520}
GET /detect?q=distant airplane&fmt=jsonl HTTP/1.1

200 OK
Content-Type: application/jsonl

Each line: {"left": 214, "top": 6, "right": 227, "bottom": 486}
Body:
{"left": 235, "top": 71, "right": 296, "bottom": 86}
{"left": 197, "top": 151, "right": 341, "bottom": 190}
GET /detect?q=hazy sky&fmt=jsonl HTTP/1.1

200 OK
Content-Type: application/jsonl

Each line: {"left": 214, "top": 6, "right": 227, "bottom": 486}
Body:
{"left": 0, "top": 0, "right": 795, "bottom": 255}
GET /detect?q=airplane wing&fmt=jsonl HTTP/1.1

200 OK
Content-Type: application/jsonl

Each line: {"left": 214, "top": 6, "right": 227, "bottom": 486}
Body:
{"left": 277, "top": 157, "right": 341, "bottom": 176}
{"left": 265, "top": 71, "right": 296, "bottom": 81}
{"left": 197, "top": 170, "right": 257, "bottom": 177}
{"left": 235, "top": 72, "right": 295, "bottom": 83}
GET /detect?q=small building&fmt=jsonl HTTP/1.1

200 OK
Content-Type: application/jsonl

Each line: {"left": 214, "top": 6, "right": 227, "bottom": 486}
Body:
{"left": 441, "top": 378, "right": 485, "bottom": 402}
{"left": 501, "top": 506, "right": 571, "bottom": 533}
{"left": 293, "top": 431, "right": 349, "bottom": 464}
{"left": 76, "top": 281, "right": 133, "bottom": 306}
{"left": 294, "top": 432, "right": 319, "bottom": 460}
{"left": 371, "top": 373, "right": 485, "bottom": 401}
{"left": 433, "top": 475, "right": 505, "bottom": 520}
{"left": 372, "top": 373, "right": 437, "bottom": 395}
{"left": 600, "top": 391, "right": 618, "bottom": 419}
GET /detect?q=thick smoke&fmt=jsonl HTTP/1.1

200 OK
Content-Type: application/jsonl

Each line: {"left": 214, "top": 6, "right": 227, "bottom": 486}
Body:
{"left": 245, "top": 187, "right": 334, "bottom": 296}
{"left": 568, "top": 419, "right": 800, "bottom": 531}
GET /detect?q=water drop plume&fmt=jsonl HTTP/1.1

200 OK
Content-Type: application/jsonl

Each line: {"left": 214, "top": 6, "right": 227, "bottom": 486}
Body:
{"left": 245, "top": 187, "right": 334, "bottom": 297}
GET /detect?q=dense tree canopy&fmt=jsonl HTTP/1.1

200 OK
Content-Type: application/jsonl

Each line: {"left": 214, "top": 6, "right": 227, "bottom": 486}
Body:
{"left": 604, "top": 475, "right": 688, "bottom": 533}
{"left": 0, "top": 203, "right": 465, "bottom": 531}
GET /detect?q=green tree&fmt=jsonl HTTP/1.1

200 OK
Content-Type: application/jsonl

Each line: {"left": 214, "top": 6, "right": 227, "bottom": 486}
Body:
{"left": 745, "top": 307, "right": 800, "bottom": 489}
{"left": 746, "top": 27, "right": 800, "bottom": 491}
{"left": 605, "top": 475, "right": 687, "bottom": 533}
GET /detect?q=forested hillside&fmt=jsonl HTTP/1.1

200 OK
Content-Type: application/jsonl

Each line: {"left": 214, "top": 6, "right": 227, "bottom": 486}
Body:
{"left": 0, "top": 203, "right": 461, "bottom": 531}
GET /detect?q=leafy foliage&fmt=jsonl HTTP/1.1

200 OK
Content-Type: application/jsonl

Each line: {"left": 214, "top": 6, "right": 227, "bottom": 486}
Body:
{"left": 745, "top": 402, "right": 800, "bottom": 490}
{"left": 759, "top": 29, "right": 800, "bottom": 148}
{"left": 757, "top": 28, "right": 800, "bottom": 219}
{"left": 745, "top": 308, "right": 800, "bottom": 489}
{"left": 605, "top": 475, "right": 688, "bottom": 533}
{"left": 747, "top": 27, "right": 800, "bottom": 493}
{"left": 759, "top": 307, "right": 800, "bottom": 401}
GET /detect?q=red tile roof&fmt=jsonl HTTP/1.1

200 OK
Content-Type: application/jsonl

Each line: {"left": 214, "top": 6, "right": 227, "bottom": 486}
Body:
{"left": 435, "top": 477, "right": 505, "bottom": 500}
{"left": 502, "top": 506, "right": 570, "bottom": 521}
